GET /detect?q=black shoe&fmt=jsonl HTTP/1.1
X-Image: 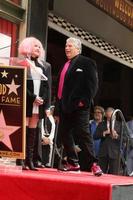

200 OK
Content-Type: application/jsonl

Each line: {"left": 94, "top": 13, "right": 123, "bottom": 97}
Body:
{"left": 34, "top": 162, "right": 45, "bottom": 168}
{"left": 58, "top": 162, "right": 80, "bottom": 172}
{"left": 22, "top": 165, "right": 29, "bottom": 170}
{"left": 16, "top": 159, "right": 28, "bottom": 170}
{"left": 45, "top": 164, "right": 51, "bottom": 168}
{"left": 25, "top": 160, "right": 38, "bottom": 171}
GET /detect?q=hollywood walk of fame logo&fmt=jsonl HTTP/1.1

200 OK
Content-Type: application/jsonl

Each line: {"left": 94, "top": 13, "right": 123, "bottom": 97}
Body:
{"left": 0, "top": 69, "right": 21, "bottom": 105}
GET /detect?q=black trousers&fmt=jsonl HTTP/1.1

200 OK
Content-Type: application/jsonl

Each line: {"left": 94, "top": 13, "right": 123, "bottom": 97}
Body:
{"left": 58, "top": 109, "right": 97, "bottom": 170}
{"left": 99, "top": 156, "right": 119, "bottom": 175}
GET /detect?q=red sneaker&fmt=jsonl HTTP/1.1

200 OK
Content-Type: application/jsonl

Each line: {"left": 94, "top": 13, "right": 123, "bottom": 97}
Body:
{"left": 91, "top": 163, "right": 103, "bottom": 176}
{"left": 59, "top": 162, "right": 80, "bottom": 171}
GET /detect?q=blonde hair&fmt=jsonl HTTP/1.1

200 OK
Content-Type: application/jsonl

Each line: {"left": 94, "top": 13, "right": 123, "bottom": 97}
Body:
{"left": 18, "top": 37, "right": 45, "bottom": 59}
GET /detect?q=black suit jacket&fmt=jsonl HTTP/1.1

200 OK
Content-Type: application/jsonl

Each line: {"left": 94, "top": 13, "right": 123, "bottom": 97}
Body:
{"left": 27, "top": 60, "right": 52, "bottom": 118}
{"left": 55, "top": 54, "right": 98, "bottom": 114}
{"left": 94, "top": 120, "right": 121, "bottom": 159}
{"left": 42, "top": 60, "right": 52, "bottom": 109}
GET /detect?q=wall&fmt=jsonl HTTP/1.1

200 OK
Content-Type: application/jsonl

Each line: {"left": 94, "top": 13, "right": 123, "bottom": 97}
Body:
{"left": 53, "top": 0, "right": 133, "bottom": 55}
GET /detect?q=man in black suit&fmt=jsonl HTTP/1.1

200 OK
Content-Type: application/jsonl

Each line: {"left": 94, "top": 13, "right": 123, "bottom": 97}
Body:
{"left": 55, "top": 37, "right": 103, "bottom": 176}
{"left": 33, "top": 60, "right": 52, "bottom": 168}
{"left": 94, "top": 107, "right": 121, "bottom": 175}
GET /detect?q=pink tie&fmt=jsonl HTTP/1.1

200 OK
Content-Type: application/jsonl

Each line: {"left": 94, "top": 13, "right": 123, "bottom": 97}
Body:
{"left": 58, "top": 60, "right": 70, "bottom": 99}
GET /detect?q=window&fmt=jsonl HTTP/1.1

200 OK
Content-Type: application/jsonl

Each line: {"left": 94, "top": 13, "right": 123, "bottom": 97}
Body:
{"left": 0, "top": 33, "right": 11, "bottom": 57}
{"left": 0, "top": 18, "right": 19, "bottom": 57}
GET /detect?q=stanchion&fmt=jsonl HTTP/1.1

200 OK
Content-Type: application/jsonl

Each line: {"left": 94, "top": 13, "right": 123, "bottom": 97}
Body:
{"left": 50, "top": 122, "right": 63, "bottom": 168}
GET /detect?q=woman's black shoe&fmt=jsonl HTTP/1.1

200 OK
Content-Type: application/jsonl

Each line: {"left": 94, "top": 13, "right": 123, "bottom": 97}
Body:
{"left": 26, "top": 160, "right": 38, "bottom": 171}
{"left": 16, "top": 159, "right": 28, "bottom": 170}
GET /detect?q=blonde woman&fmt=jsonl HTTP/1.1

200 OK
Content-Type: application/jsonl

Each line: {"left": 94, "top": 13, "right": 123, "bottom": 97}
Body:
{"left": 18, "top": 37, "right": 51, "bottom": 170}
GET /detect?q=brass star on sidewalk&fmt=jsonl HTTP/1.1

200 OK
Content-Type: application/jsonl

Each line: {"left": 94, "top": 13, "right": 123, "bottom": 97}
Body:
{"left": 6, "top": 79, "right": 21, "bottom": 95}
{"left": 1, "top": 70, "right": 8, "bottom": 78}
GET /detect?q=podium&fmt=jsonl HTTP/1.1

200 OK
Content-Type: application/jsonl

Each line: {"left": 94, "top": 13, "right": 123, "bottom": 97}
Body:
{"left": 0, "top": 57, "right": 27, "bottom": 172}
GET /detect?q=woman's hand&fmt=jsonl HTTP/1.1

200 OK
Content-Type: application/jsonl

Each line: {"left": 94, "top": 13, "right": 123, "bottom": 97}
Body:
{"left": 42, "top": 136, "right": 51, "bottom": 145}
{"left": 34, "top": 96, "right": 44, "bottom": 105}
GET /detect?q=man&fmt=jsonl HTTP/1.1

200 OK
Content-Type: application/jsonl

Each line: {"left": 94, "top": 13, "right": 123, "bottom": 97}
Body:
{"left": 126, "top": 116, "right": 133, "bottom": 176}
{"left": 33, "top": 59, "right": 52, "bottom": 168}
{"left": 77, "top": 106, "right": 104, "bottom": 171}
{"left": 94, "top": 107, "right": 120, "bottom": 175}
{"left": 54, "top": 37, "right": 103, "bottom": 176}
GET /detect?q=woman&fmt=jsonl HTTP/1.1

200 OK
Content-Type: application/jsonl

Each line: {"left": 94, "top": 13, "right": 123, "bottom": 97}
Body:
{"left": 90, "top": 106, "right": 104, "bottom": 156}
{"left": 18, "top": 37, "right": 49, "bottom": 170}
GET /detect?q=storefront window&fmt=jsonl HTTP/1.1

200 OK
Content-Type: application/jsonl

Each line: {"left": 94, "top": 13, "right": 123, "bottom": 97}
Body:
{"left": 0, "top": 33, "right": 11, "bottom": 57}
{"left": 0, "top": 18, "right": 19, "bottom": 57}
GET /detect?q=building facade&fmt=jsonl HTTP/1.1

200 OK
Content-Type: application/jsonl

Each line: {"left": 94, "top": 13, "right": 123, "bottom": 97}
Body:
{"left": 0, "top": 0, "right": 133, "bottom": 117}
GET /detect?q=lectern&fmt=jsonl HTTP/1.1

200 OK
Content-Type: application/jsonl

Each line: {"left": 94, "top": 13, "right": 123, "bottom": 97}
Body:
{"left": 0, "top": 57, "right": 27, "bottom": 172}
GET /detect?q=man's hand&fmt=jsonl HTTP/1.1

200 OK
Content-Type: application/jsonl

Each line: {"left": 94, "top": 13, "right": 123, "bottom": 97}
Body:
{"left": 111, "top": 130, "right": 119, "bottom": 139}
{"left": 54, "top": 116, "right": 60, "bottom": 123}
{"left": 45, "top": 109, "right": 51, "bottom": 117}
{"left": 103, "top": 129, "right": 110, "bottom": 137}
